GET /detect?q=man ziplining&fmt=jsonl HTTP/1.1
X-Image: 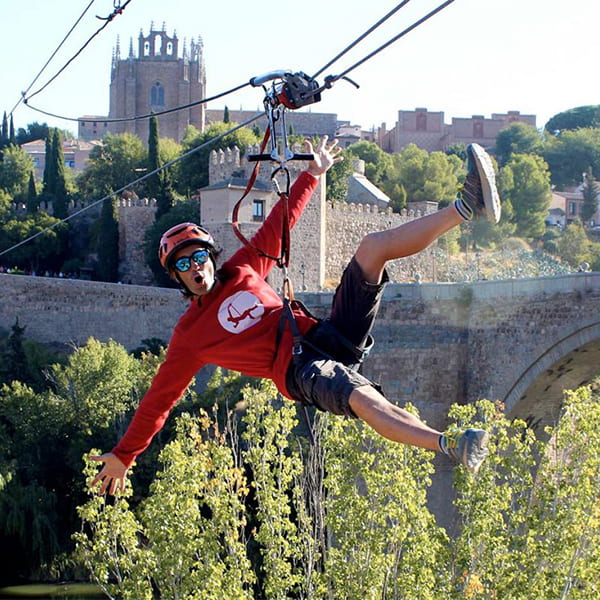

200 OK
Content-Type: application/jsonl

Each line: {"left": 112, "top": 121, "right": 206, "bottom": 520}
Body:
{"left": 91, "top": 136, "right": 501, "bottom": 495}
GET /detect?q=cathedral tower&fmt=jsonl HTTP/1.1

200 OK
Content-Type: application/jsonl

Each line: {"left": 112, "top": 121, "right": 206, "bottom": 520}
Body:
{"left": 109, "top": 23, "right": 206, "bottom": 143}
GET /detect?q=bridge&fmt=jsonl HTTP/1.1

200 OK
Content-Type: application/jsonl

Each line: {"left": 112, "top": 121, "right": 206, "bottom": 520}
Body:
{"left": 2, "top": 271, "right": 599, "bottom": 527}
{"left": 2, "top": 272, "right": 599, "bottom": 435}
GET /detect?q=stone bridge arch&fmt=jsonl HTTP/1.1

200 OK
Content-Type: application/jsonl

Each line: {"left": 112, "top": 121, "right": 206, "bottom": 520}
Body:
{"left": 503, "top": 321, "right": 600, "bottom": 435}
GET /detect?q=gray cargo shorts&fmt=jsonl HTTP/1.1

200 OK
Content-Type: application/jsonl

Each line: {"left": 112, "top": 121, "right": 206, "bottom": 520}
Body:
{"left": 285, "top": 256, "right": 389, "bottom": 417}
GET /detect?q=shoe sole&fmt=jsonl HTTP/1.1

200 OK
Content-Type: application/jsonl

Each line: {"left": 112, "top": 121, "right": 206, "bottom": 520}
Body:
{"left": 469, "top": 143, "right": 501, "bottom": 224}
{"left": 466, "top": 429, "right": 490, "bottom": 474}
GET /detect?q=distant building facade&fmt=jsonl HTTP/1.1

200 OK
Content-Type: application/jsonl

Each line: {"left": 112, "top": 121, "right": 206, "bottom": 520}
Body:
{"left": 379, "top": 108, "right": 537, "bottom": 153}
{"left": 106, "top": 24, "right": 206, "bottom": 143}
{"left": 205, "top": 108, "right": 339, "bottom": 140}
{"left": 21, "top": 138, "right": 98, "bottom": 179}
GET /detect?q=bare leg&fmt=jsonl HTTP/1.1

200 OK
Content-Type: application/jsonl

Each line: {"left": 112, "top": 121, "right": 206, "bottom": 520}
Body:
{"left": 349, "top": 385, "right": 442, "bottom": 452}
{"left": 355, "top": 205, "right": 463, "bottom": 284}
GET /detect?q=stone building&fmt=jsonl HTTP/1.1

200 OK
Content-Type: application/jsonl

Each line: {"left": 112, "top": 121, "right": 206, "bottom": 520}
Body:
{"left": 107, "top": 24, "right": 206, "bottom": 143}
{"left": 379, "top": 107, "right": 537, "bottom": 153}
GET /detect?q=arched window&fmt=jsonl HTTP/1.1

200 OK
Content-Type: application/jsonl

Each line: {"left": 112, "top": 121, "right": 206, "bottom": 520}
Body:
{"left": 143, "top": 41, "right": 150, "bottom": 56}
{"left": 166, "top": 41, "right": 173, "bottom": 55}
{"left": 154, "top": 34, "right": 161, "bottom": 55}
{"left": 151, "top": 82, "right": 165, "bottom": 106}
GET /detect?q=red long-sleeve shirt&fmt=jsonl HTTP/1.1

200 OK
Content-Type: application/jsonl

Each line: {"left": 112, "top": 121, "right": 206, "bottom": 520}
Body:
{"left": 112, "top": 171, "right": 319, "bottom": 467}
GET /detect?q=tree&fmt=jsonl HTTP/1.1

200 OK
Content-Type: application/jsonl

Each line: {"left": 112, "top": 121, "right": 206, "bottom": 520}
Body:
{"left": 96, "top": 197, "right": 120, "bottom": 282}
{"left": 223, "top": 105, "right": 230, "bottom": 123}
{"left": 555, "top": 220, "right": 592, "bottom": 268}
{"left": 0, "top": 145, "right": 34, "bottom": 198}
{"left": 541, "top": 127, "right": 600, "bottom": 188}
{"left": 499, "top": 153, "right": 551, "bottom": 239}
{"left": 390, "top": 144, "right": 463, "bottom": 205}
{"left": 176, "top": 122, "right": 260, "bottom": 194}
{"left": 347, "top": 141, "right": 392, "bottom": 187}
{"left": 325, "top": 147, "right": 353, "bottom": 203}
{"left": 0, "top": 319, "right": 30, "bottom": 387}
{"left": 51, "top": 128, "right": 69, "bottom": 220}
{"left": 0, "top": 212, "right": 67, "bottom": 272}
{"left": 581, "top": 167, "right": 599, "bottom": 224}
{"left": 78, "top": 133, "right": 145, "bottom": 201}
{"left": 545, "top": 104, "right": 600, "bottom": 133}
{"left": 0, "top": 112, "right": 8, "bottom": 148}
{"left": 146, "top": 115, "right": 177, "bottom": 221}
{"left": 495, "top": 122, "right": 542, "bottom": 166}
{"left": 9, "top": 115, "right": 15, "bottom": 146}
{"left": 16, "top": 122, "right": 49, "bottom": 145}
{"left": 25, "top": 172, "right": 37, "bottom": 213}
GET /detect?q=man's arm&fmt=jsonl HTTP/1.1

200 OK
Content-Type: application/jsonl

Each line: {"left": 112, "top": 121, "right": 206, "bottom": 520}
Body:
{"left": 90, "top": 334, "right": 202, "bottom": 494}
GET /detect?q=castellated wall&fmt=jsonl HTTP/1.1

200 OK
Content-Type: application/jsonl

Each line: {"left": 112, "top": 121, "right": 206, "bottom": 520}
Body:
{"left": 118, "top": 198, "right": 157, "bottom": 285}
{"left": 116, "top": 144, "right": 436, "bottom": 289}
{"left": 326, "top": 203, "right": 435, "bottom": 286}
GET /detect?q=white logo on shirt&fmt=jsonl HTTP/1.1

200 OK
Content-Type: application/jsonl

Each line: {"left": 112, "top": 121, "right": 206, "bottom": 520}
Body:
{"left": 218, "top": 291, "right": 265, "bottom": 334}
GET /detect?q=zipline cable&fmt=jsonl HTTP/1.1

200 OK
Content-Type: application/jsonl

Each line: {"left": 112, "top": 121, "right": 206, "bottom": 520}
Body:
{"left": 7, "top": 0, "right": 97, "bottom": 119}
{"left": 327, "top": 0, "right": 456, "bottom": 85}
{"left": 312, "top": 0, "right": 413, "bottom": 79}
{"left": 23, "top": 0, "right": 133, "bottom": 104}
{"left": 0, "top": 113, "right": 263, "bottom": 259}
{"left": 23, "top": 81, "right": 252, "bottom": 124}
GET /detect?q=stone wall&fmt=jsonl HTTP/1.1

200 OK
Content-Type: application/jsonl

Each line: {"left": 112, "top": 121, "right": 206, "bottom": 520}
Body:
{"left": 118, "top": 198, "right": 157, "bottom": 285}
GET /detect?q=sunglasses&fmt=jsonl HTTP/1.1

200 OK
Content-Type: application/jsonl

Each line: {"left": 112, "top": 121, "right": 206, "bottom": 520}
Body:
{"left": 172, "top": 249, "right": 210, "bottom": 273}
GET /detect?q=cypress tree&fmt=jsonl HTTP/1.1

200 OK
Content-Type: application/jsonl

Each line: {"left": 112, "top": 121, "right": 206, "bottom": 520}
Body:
{"left": 26, "top": 171, "right": 38, "bottom": 213}
{"left": 96, "top": 196, "right": 120, "bottom": 282}
{"left": 52, "top": 129, "right": 69, "bottom": 219}
{"left": 147, "top": 115, "right": 161, "bottom": 202}
{"left": 223, "top": 105, "right": 230, "bottom": 123}
{"left": 1, "top": 111, "right": 8, "bottom": 148}
{"left": 9, "top": 115, "right": 16, "bottom": 145}
{"left": 42, "top": 129, "right": 55, "bottom": 195}
{"left": 147, "top": 115, "right": 175, "bottom": 221}
{"left": 0, "top": 318, "right": 31, "bottom": 387}
{"left": 582, "top": 167, "right": 599, "bottom": 224}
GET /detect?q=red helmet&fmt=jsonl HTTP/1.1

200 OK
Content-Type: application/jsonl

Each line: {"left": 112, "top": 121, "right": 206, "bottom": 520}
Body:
{"left": 158, "top": 222, "right": 215, "bottom": 272}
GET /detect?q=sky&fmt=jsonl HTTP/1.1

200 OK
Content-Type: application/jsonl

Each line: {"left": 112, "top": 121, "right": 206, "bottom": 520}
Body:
{"left": 1, "top": 0, "right": 599, "bottom": 138}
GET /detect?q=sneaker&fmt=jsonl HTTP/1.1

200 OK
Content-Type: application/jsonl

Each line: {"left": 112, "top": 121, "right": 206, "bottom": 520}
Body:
{"left": 441, "top": 426, "right": 490, "bottom": 473}
{"left": 455, "top": 143, "right": 501, "bottom": 223}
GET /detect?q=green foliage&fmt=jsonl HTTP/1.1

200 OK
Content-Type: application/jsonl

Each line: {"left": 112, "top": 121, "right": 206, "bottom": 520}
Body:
{"left": 77, "top": 133, "right": 145, "bottom": 199}
{"left": 581, "top": 168, "right": 599, "bottom": 224}
{"left": 545, "top": 105, "right": 600, "bottom": 133}
{"left": 325, "top": 147, "right": 353, "bottom": 203}
{"left": 495, "top": 122, "right": 543, "bottom": 166}
{"left": 51, "top": 129, "right": 69, "bottom": 220}
{"left": 0, "top": 144, "right": 34, "bottom": 198}
{"left": 542, "top": 128, "right": 600, "bottom": 188}
{"left": 176, "top": 123, "right": 260, "bottom": 194}
{"left": 347, "top": 141, "right": 393, "bottom": 187}
{"left": 96, "top": 197, "right": 120, "bottom": 282}
{"left": 15, "top": 121, "right": 49, "bottom": 145}
{"left": 499, "top": 153, "right": 551, "bottom": 239}
{"left": 0, "top": 338, "right": 148, "bottom": 582}
{"left": 390, "top": 144, "right": 462, "bottom": 205}
{"left": 554, "top": 220, "right": 593, "bottom": 268}
{"left": 0, "top": 211, "right": 68, "bottom": 272}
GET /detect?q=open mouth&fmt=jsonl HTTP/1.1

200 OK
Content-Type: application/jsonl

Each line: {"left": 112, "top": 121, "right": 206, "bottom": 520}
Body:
{"left": 194, "top": 274, "right": 204, "bottom": 285}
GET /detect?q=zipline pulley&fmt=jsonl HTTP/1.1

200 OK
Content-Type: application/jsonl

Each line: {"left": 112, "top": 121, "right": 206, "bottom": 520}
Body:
{"left": 247, "top": 70, "right": 323, "bottom": 165}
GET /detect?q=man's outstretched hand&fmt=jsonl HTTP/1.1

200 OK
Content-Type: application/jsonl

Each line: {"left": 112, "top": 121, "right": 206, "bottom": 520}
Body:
{"left": 90, "top": 452, "right": 128, "bottom": 495}
{"left": 306, "top": 136, "right": 343, "bottom": 177}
